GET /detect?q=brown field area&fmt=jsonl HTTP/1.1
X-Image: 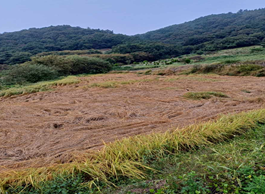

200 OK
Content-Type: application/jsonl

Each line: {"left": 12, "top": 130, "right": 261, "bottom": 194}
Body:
{"left": 0, "top": 73, "right": 265, "bottom": 173}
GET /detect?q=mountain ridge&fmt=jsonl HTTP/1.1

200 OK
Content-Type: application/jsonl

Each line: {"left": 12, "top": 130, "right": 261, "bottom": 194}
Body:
{"left": 1, "top": 8, "right": 265, "bottom": 65}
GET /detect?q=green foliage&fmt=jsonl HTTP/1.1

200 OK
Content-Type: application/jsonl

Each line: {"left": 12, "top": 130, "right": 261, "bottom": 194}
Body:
{"left": 174, "top": 171, "right": 210, "bottom": 193}
{"left": 36, "top": 49, "right": 102, "bottom": 57}
{"left": 88, "top": 53, "right": 134, "bottom": 65}
{"left": 117, "top": 125, "right": 265, "bottom": 194}
{"left": 237, "top": 64, "right": 263, "bottom": 73}
{"left": 31, "top": 55, "right": 70, "bottom": 75}
{"left": 6, "top": 174, "right": 97, "bottom": 194}
{"left": 0, "top": 76, "right": 79, "bottom": 97}
{"left": 111, "top": 43, "right": 181, "bottom": 61}
{"left": 138, "top": 9, "right": 265, "bottom": 52}
{"left": 183, "top": 91, "right": 228, "bottom": 100}
{"left": 30, "top": 55, "right": 112, "bottom": 75}
{"left": 0, "top": 25, "right": 132, "bottom": 65}
{"left": 250, "top": 47, "right": 264, "bottom": 53}
{"left": 189, "top": 63, "right": 265, "bottom": 77}
{"left": 184, "top": 58, "right": 191, "bottom": 64}
{"left": 1, "top": 64, "right": 58, "bottom": 85}
{"left": 223, "top": 59, "right": 240, "bottom": 64}
{"left": 244, "top": 175, "right": 265, "bottom": 193}
{"left": 65, "top": 56, "right": 111, "bottom": 74}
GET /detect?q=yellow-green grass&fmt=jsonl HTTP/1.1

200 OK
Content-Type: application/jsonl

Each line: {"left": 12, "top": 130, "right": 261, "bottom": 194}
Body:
{"left": 1, "top": 108, "right": 265, "bottom": 193}
{"left": 0, "top": 76, "right": 80, "bottom": 97}
{"left": 183, "top": 91, "right": 229, "bottom": 100}
{"left": 186, "top": 46, "right": 265, "bottom": 65}
{"left": 88, "top": 78, "right": 156, "bottom": 88}
{"left": 88, "top": 76, "right": 218, "bottom": 89}
{"left": 164, "top": 76, "right": 219, "bottom": 82}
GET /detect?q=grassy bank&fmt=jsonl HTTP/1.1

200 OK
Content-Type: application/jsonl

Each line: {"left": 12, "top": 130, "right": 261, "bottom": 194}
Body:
{"left": 1, "top": 109, "right": 265, "bottom": 193}
{"left": 0, "top": 76, "right": 80, "bottom": 97}
{"left": 118, "top": 123, "right": 265, "bottom": 194}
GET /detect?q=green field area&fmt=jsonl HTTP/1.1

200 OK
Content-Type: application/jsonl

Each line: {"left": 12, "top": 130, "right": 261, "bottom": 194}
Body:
{"left": 114, "top": 46, "right": 265, "bottom": 72}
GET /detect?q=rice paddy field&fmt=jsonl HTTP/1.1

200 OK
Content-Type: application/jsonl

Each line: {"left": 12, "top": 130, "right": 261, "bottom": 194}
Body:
{"left": 0, "top": 69, "right": 265, "bottom": 193}
{"left": 1, "top": 46, "right": 265, "bottom": 193}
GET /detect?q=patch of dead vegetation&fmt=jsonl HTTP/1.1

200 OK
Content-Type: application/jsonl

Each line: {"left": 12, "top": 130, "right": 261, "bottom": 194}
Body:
{"left": 0, "top": 73, "right": 264, "bottom": 173}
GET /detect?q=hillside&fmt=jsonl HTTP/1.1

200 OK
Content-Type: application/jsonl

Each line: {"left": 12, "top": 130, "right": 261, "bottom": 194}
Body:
{"left": 0, "top": 25, "right": 135, "bottom": 64}
{"left": 1, "top": 9, "right": 265, "bottom": 65}
{"left": 138, "top": 9, "right": 265, "bottom": 52}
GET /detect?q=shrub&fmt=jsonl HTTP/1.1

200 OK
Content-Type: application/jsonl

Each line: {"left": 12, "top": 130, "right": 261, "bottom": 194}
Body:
{"left": 65, "top": 56, "right": 112, "bottom": 74}
{"left": 31, "top": 55, "right": 71, "bottom": 75}
{"left": 36, "top": 49, "right": 102, "bottom": 57}
{"left": 256, "top": 69, "right": 265, "bottom": 77}
{"left": 202, "top": 64, "right": 224, "bottom": 73}
{"left": 250, "top": 47, "right": 263, "bottom": 53}
{"left": 85, "top": 54, "right": 133, "bottom": 65}
{"left": 184, "top": 58, "right": 191, "bottom": 64}
{"left": 237, "top": 64, "right": 263, "bottom": 73}
{"left": 30, "top": 55, "right": 112, "bottom": 75}
{"left": 2, "top": 64, "right": 58, "bottom": 85}
{"left": 190, "top": 64, "right": 224, "bottom": 74}
{"left": 223, "top": 59, "right": 240, "bottom": 64}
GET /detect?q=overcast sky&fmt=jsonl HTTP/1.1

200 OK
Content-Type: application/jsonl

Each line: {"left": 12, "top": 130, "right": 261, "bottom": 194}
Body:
{"left": 0, "top": 0, "right": 264, "bottom": 35}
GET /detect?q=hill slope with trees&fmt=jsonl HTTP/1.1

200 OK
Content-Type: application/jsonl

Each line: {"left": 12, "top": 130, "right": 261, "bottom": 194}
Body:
{"left": 1, "top": 9, "right": 265, "bottom": 65}
{"left": 0, "top": 25, "right": 136, "bottom": 64}
{"left": 137, "top": 8, "right": 265, "bottom": 52}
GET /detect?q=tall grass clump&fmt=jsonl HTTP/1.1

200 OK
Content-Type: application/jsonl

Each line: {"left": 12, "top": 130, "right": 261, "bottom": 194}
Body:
{"left": 183, "top": 91, "right": 228, "bottom": 100}
{"left": 1, "top": 109, "right": 265, "bottom": 193}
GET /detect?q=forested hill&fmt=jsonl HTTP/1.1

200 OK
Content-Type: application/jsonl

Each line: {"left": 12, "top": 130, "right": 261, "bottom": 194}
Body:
{"left": 1, "top": 9, "right": 265, "bottom": 65}
{"left": 0, "top": 25, "right": 135, "bottom": 64}
{"left": 137, "top": 9, "right": 265, "bottom": 51}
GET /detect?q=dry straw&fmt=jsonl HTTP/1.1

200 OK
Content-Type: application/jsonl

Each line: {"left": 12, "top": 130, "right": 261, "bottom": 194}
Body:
{"left": 1, "top": 109, "right": 265, "bottom": 192}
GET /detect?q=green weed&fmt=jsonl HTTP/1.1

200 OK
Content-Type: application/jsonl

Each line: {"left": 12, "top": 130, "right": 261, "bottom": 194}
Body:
{"left": 183, "top": 91, "right": 228, "bottom": 100}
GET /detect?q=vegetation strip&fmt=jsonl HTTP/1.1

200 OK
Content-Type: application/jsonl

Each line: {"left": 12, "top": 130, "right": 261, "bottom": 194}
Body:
{"left": 0, "top": 76, "right": 79, "bottom": 97}
{"left": 88, "top": 78, "right": 156, "bottom": 88}
{"left": 183, "top": 91, "right": 229, "bottom": 100}
{"left": 1, "top": 109, "right": 265, "bottom": 193}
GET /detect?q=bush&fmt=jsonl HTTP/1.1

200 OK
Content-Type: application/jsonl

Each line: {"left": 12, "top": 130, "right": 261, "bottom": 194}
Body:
{"left": 238, "top": 64, "right": 263, "bottom": 73}
{"left": 2, "top": 64, "right": 58, "bottom": 85}
{"left": 31, "top": 55, "right": 71, "bottom": 75}
{"left": 65, "top": 56, "right": 112, "bottom": 74}
{"left": 223, "top": 59, "right": 240, "bottom": 64}
{"left": 88, "top": 54, "right": 134, "bottom": 65}
{"left": 30, "top": 55, "right": 112, "bottom": 75}
{"left": 250, "top": 47, "right": 263, "bottom": 53}
{"left": 184, "top": 58, "right": 191, "bottom": 64}
{"left": 190, "top": 64, "right": 224, "bottom": 74}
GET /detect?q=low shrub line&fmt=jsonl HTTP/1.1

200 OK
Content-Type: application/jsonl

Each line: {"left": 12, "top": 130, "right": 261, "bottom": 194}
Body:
{"left": 189, "top": 63, "right": 265, "bottom": 77}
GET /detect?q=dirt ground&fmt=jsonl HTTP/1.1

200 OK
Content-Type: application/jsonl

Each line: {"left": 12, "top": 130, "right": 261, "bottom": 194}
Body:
{"left": 0, "top": 73, "right": 265, "bottom": 173}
